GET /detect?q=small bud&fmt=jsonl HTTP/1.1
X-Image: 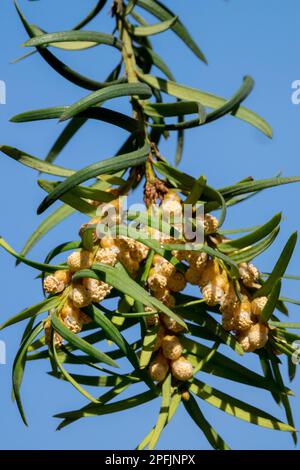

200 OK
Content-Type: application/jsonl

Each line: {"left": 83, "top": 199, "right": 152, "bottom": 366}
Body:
{"left": 233, "top": 295, "right": 253, "bottom": 331}
{"left": 149, "top": 353, "right": 169, "bottom": 382}
{"left": 185, "top": 267, "right": 202, "bottom": 285}
{"left": 100, "top": 236, "right": 116, "bottom": 249}
{"left": 239, "top": 263, "right": 260, "bottom": 289}
{"left": 79, "top": 217, "right": 100, "bottom": 242}
{"left": 44, "top": 269, "right": 71, "bottom": 294}
{"left": 67, "top": 250, "right": 93, "bottom": 272}
{"left": 161, "top": 335, "right": 183, "bottom": 360}
{"left": 95, "top": 247, "right": 117, "bottom": 266}
{"left": 237, "top": 322, "right": 269, "bottom": 352}
{"left": 152, "top": 254, "right": 165, "bottom": 266}
{"left": 43, "top": 275, "right": 65, "bottom": 294}
{"left": 82, "top": 277, "right": 112, "bottom": 303}
{"left": 155, "top": 290, "right": 176, "bottom": 309}
{"left": 171, "top": 356, "right": 193, "bottom": 381}
{"left": 60, "top": 299, "right": 81, "bottom": 320}
{"left": 167, "top": 271, "right": 186, "bottom": 292}
{"left": 132, "top": 241, "right": 149, "bottom": 262}
{"left": 147, "top": 269, "right": 168, "bottom": 292}
{"left": 198, "top": 259, "right": 220, "bottom": 288}
{"left": 145, "top": 307, "right": 160, "bottom": 327}
{"left": 237, "top": 333, "right": 253, "bottom": 353}
{"left": 44, "top": 318, "right": 63, "bottom": 347}
{"left": 251, "top": 296, "right": 268, "bottom": 316}
{"left": 222, "top": 310, "right": 236, "bottom": 331}
{"left": 117, "top": 249, "right": 140, "bottom": 276}
{"left": 127, "top": 259, "right": 140, "bottom": 276}
{"left": 55, "top": 269, "right": 71, "bottom": 284}
{"left": 197, "top": 214, "right": 219, "bottom": 235}
{"left": 153, "top": 325, "right": 166, "bottom": 351}
{"left": 116, "top": 235, "right": 136, "bottom": 252}
{"left": 60, "top": 299, "right": 90, "bottom": 333}
{"left": 97, "top": 200, "right": 122, "bottom": 226}
{"left": 69, "top": 284, "right": 92, "bottom": 308}
{"left": 146, "top": 314, "right": 159, "bottom": 328}
{"left": 221, "top": 284, "right": 240, "bottom": 312}
{"left": 187, "top": 252, "right": 208, "bottom": 270}
{"left": 158, "top": 261, "right": 176, "bottom": 279}
{"left": 201, "top": 274, "right": 228, "bottom": 306}
{"left": 181, "top": 390, "right": 190, "bottom": 402}
{"left": 203, "top": 214, "right": 219, "bottom": 235}
{"left": 248, "top": 322, "right": 269, "bottom": 350}
{"left": 160, "top": 313, "right": 185, "bottom": 333}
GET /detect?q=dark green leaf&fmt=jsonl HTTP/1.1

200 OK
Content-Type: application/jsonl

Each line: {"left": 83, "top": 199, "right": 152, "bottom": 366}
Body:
{"left": 255, "top": 232, "right": 298, "bottom": 298}
{"left": 130, "top": 16, "right": 178, "bottom": 37}
{"left": 38, "top": 179, "right": 96, "bottom": 216}
{"left": 0, "top": 145, "right": 73, "bottom": 177}
{"left": 82, "top": 304, "right": 141, "bottom": 372}
{"left": 15, "top": 2, "right": 124, "bottom": 91}
{"left": 51, "top": 311, "right": 118, "bottom": 368}
{"left": 139, "top": 324, "right": 159, "bottom": 369}
{"left": 184, "top": 394, "right": 230, "bottom": 450}
{"left": 184, "top": 176, "right": 206, "bottom": 205}
{"left": 45, "top": 241, "right": 81, "bottom": 264}
{"left": 181, "top": 336, "right": 287, "bottom": 395}
{"left": 37, "top": 143, "right": 149, "bottom": 214}
{"left": 147, "top": 76, "right": 256, "bottom": 133}
{"left": 137, "top": 391, "right": 181, "bottom": 450}
{"left": 269, "top": 321, "right": 300, "bottom": 329}
{"left": 51, "top": 333, "right": 99, "bottom": 404}
{"left": 54, "top": 390, "right": 156, "bottom": 419}
{"left": 288, "top": 357, "right": 297, "bottom": 382}
{"left": 23, "top": 30, "right": 122, "bottom": 50}
{"left": 137, "top": 0, "right": 207, "bottom": 63}
{"left": 135, "top": 46, "right": 175, "bottom": 80}
{"left": 19, "top": 205, "right": 74, "bottom": 261}
{"left": 11, "top": 106, "right": 139, "bottom": 134}
{"left": 139, "top": 73, "right": 272, "bottom": 137}
{"left": 148, "top": 373, "right": 171, "bottom": 449}
{"left": 49, "top": 371, "right": 139, "bottom": 387}
{"left": 0, "top": 296, "right": 61, "bottom": 331}
{"left": 59, "top": 83, "right": 152, "bottom": 122}
{"left": 261, "top": 280, "right": 281, "bottom": 322}
{"left": 218, "top": 213, "right": 282, "bottom": 253}
{"left": 231, "top": 227, "right": 280, "bottom": 264}
{"left": 12, "top": 322, "right": 44, "bottom": 425}
{"left": 57, "top": 380, "right": 132, "bottom": 430}
{"left": 220, "top": 177, "right": 300, "bottom": 200}
{"left": 175, "top": 126, "right": 184, "bottom": 165}
{"left": 190, "top": 378, "right": 296, "bottom": 432}
{"left": 19, "top": 175, "right": 118, "bottom": 259}
{"left": 0, "top": 237, "right": 63, "bottom": 272}
{"left": 73, "top": 0, "right": 108, "bottom": 30}
{"left": 269, "top": 355, "right": 297, "bottom": 444}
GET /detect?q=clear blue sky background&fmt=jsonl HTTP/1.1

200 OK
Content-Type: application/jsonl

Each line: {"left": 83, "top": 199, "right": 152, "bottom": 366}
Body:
{"left": 1, "top": 0, "right": 300, "bottom": 450}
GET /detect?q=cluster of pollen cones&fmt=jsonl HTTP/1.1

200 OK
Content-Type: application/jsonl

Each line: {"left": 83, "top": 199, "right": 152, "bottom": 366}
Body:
{"left": 43, "top": 189, "right": 269, "bottom": 383}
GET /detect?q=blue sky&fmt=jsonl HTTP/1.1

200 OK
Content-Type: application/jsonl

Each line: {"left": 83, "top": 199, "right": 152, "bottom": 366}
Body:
{"left": 1, "top": 0, "right": 300, "bottom": 450}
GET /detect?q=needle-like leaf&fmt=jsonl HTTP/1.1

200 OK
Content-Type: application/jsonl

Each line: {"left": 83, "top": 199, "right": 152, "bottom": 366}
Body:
{"left": 37, "top": 143, "right": 150, "bottom": 214}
